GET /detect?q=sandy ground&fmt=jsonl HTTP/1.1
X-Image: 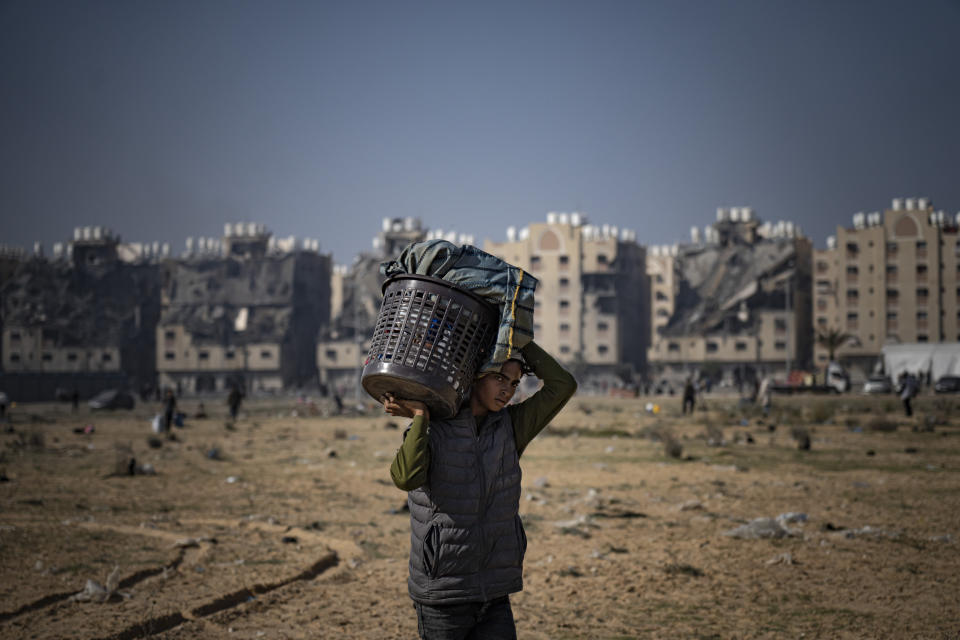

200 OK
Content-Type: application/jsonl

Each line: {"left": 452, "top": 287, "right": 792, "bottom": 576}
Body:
{"left": 1, "top": 392, "right": 959, "bottom": 639}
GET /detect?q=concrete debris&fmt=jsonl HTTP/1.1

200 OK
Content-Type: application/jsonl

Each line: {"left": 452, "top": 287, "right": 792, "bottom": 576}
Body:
{"left": 660, "top": 238, "right": 800, "bottom": 337}
{"left": 776, "top": 512, "right": 808, "bottom": 525}
{"left": 723, "top": 517, "right": 795, "bottom": 539}
{"left": 766, "top": 552, "right": 795, "bottom": 565}
{"left": 70, "top": 566, "right": 126, "bottom": 603}
{"left": 841, "top": 526, "right": 902, "bottom": 540}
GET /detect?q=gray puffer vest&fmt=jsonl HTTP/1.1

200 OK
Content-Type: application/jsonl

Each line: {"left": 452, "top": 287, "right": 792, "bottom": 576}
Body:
{"left": 407, "top": 405, "right": 526, "bottom": 604}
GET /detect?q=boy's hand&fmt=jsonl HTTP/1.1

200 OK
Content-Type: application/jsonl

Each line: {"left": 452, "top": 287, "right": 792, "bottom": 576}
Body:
{"left": 380, "top": 393, "right": 429, "bottom": 420}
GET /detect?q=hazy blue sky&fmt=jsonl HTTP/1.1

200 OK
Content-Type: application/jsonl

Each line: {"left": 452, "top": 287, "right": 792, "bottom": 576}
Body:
{"left": 2, "top": 0, "right": 958, "bottom": 264}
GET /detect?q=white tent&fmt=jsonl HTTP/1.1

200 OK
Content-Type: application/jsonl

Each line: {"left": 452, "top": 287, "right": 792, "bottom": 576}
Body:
{"left": 882, "top": 343, "right": 960, "bottom": 382}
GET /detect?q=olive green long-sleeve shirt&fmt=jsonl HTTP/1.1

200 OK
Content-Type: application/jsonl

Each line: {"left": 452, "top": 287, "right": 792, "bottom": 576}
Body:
{"left": 390, "top": 341, "right": 577, "bottom": 491}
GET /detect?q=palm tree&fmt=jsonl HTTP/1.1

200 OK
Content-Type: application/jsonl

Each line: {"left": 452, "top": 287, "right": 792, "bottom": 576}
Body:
{"left": 816, "top": 327, "right": 855, "bottom": 362}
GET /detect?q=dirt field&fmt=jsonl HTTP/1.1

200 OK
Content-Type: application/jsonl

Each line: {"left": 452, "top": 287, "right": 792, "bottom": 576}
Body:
{"left": 1, "top": 392, "right": 959, "bottom": 639}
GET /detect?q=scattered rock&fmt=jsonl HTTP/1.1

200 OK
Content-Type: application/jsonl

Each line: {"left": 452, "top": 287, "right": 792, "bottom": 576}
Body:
{"left": 678, "top": 500, "right": 704, "bottom": 512}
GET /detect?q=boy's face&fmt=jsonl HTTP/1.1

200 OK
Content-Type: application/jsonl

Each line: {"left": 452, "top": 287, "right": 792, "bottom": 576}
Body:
{"left": 471, "top": 360, "right": 523, "bottom": 416}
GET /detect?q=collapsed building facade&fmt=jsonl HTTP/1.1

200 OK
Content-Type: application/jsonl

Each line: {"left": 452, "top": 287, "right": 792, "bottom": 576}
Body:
{"left": 317, "top": 218, "right": 432, "bottom": 396}
{"left": 485, "top": 212, "right": 649, "bottom": 386}
{"left": 0, "top": 228, "right": 162, "bottom": 401}
{"left": 157, "top": 224, "right": 330, "bottom": 394}
{"left": 647, "top": 208, "right": 812, "bottom": 387}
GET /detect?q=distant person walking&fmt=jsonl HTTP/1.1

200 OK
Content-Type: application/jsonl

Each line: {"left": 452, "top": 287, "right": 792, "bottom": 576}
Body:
{"left": 682, "top": 377, "right": 696, "bottom": 414}
{"left": 757, "top": 376, "right": 772, "bottom": 415}
{"left": 900, "top": 373, "right": 919, "bottom": 417}
{"left": 227, "top": 386, "right": 244, "bottom": 421}
{"left": 162, "top": 389, "right": 177, "bottom": 434}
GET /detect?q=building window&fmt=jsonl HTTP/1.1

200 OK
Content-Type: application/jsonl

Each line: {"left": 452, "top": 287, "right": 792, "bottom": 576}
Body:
{"left": 917, "top": 264, "right": 928, "bottom": 281}
{"left": 846, "top": 242, "right": 858, "bottom": 258}
{"left": 655, "top": 274, "right": 664, "bottom": 284}
{"left": 42, "top": 353, "right": 53, "bottom": 362}
{"left": 559, "top": 277, "right": 570, "bottom": 288}
{"left": 886, "top": 241, "right": 898, "bottom": 255}
{"left": 67, "top": 353, "right": 78, "bottom": 362}
{"left": 917, "top": 240, "right": 927, "bottom": 258}
{"left": 775, "top": 341, "right": 787, "bottom": 350}
{"left": 735, "top": 341, "right": 748, "bottom": 351}
{"left": 886, "top": 264, "right": 897, "bottom": 281}
{"left": 325, "top": 349, "right": 337, "bottom": 361}
{"left": 667, "top": 342, "right": 680, "bottom": 352}
{"left": 816, "top": 316, "right": 828, "bottom": 328}
{"left": 656, "top": 308, "right": 669, "bottom": 317}
{"left": 846, "top": 265, "right": 858, "bottom": 280}
{"left": 559, "top": 300, "right": 570, "bottom": 313}
{"left": 10, "top": 331, "right": 20, "bottom": 341}
{"left": 816, "top": 260, "right": 829, "bottom": 274}
{"left": 559, "top": 323, "right": 570, "bottom": 333}
{"left": 102, "top": 353, "right": 112, "bottom": 362}
{"left": 559, "top": 255, "right": 569, "bottom": 269}
{"left": 261, "top": 350, "right": 273, "bottom": 359}
{"left": 816, "top": 298, "right": 828, "bottom": 311}
{"left": 225, "top": 350, "right": 235, "bottom": 360}
{"left": 559, "top": 345, "right": 570, "bottom": 354}
{"left": 165, "top": 330, "right": 176, "bottom": 340}
{"left": 917, "top": 287, "right": 929, "bottom": 304}
{"left": 10, "top": 354, "right": 20, "bottom": 362}
{"left": 846, "top": 289, "right": 859, "bottom": 305}
{"left": 597, "top": 254, "right": 608, "bottom": 265}
{"left": 775, "top": 318, "right": 787, "bottom": 334}
{"left": 655, "top": 291, "right": 668, "bottom": 301}
{"left": 597, "top": 322, "right": 609, "bottom": 332}
{"left": 846, "top": 312, "right": 858, "bottom": 330}
{"left": 597, "top": 344, "right": 609, "bottom": 355}
{"left": 533, "top": 323, "right": 542, "bottom": 332}
{"left": 165, "top": 352, "right": 175, "bottom": 360}
{"left": 918, "top": 334, "right": 929, "bottom": 342}
{"left": 530, "top": 256, "right": 541, "bottom": 270}
{"left": 198, "top": 351, "right": 209, "bottom": 360}
{"left": 706, "top": 342, "right": 718, "bottom": 353}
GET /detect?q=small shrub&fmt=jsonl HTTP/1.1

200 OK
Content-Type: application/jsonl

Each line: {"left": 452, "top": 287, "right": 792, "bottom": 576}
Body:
{"left": 867, "top": 418, "right": 898, "bottom": 432}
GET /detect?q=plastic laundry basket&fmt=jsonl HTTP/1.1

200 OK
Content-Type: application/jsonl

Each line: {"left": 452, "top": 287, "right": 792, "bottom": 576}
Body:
{"left": 361, "top": 274, "right": 498, "bottom": 419}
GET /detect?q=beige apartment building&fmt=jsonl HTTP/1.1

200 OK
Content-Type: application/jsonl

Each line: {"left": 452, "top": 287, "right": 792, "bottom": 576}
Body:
{"left": 813, "top": 197, "right": 959, "bottom": 377}
{"left": 647, "top": 208, "right": 812, "bottom": 388}
{"left": 485, "top": 212, "right": 648, "bottom": 380}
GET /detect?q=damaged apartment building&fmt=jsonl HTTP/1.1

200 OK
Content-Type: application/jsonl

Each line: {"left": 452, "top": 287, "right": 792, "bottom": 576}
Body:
{"left": 0, "top": 228, "right": 162, "bottom": 401}
{"left": 318, "top": 217, "right": 437, "bottom": 395}
{"left": 485, "top": 212, "right": 648, "bottom": 385}
{"left": 157, "top": 223, "right": 330, "bottom": 394}
{"left": 813, "top": 197, "right": 960, "bottom": 380}
{"left": 647, "top": 208, "right": 812, "bottom": 387}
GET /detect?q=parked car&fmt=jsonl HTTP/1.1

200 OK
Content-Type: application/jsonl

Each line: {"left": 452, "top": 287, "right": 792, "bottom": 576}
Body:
{"left": 88, "top": 389, "right": 135, "bottom": 410}
{"left": 863, "top": 375, "right": 893, "bottom": 394}
{"left": 934, "top": 375, "right": 960, "bottom": 394}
